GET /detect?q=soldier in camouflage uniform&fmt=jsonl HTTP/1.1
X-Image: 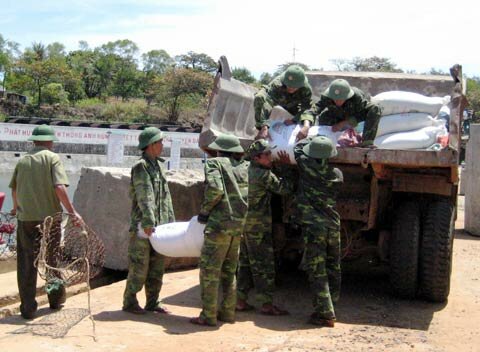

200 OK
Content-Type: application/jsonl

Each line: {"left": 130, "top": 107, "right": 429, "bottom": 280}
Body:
{"left": 122, "top": 127, "right": 175, "bottom": 315}
{"left": 294, "top": 136, "right": 343, "bottom": 327}
{"left": 301, "top": 79, "right": 382, "bottom": 146}
{"left": 190, "top": 133, "right": 248, "bottom": 326}
{"left": 236, "top": 139, "right": 293, "bottom": 315}
{"left": 255, "top": 65, "right": 313, "bottom": 141}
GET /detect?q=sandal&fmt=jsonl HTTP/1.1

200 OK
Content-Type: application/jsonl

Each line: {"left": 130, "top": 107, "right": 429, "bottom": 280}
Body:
{"left": 308, "top": 313, "right": 335, "bottom": 327}
{"left": 235, "top": 301, "right": 255, "bottom": 312}
{"left": 147, "top": 306, "right": 171, "bottom": 314}
{"left": 189, "top": 317, "right": 216, "bottom": 327}
{"left": 260, "top": 304, "right": 289, "bottom": 316}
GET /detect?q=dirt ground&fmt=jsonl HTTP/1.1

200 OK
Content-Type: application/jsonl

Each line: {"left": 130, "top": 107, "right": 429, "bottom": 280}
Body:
{"left": 0, "top": 198, "right": 479, "bottom": 352}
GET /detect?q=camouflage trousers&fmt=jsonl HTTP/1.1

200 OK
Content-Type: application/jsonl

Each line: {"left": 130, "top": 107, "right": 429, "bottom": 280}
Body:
{"left": 303, "top": 223, "right": 341, "bottom": 320}
{"left": 237, "top": 231, "right": 275, "bottom": 305}
{"left": 361, "top": 110, "right": 381, "bottom": 144}
{"left": 123, "top": 231, "right": 165, "bottom": 311}
{"left": 199, "top": 231, "right": 241, "bottom": 325}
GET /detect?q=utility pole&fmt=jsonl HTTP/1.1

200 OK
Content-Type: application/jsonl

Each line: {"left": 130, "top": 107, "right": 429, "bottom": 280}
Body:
{"left": 292, "top": 43, "right": 298, "bottom": 62}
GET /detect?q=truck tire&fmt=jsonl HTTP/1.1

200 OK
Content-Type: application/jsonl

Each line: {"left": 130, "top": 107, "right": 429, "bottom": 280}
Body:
{"left": 419, "top": 199, "right": 454, "bottom": 303}
{"left": 390, "top": 200, "right": 420, "bottom": 299}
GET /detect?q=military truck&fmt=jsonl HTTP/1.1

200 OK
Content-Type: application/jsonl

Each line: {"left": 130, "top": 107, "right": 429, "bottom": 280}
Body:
{"left": 200, "top": 56, "right": 467, "bottom": 303}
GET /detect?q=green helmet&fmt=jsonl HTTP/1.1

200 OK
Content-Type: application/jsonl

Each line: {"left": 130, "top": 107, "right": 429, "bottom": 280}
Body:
{"left": 324, "top": 79, "right": 354, "bottom": 100}
{"left": 281, "top": 65, "right": 306, "bottom": 88}
{"left": 138, "top": 127, "right": 164, "bottom": 150}
{"left": 247, "top": 139, "right": 276, "bottom": 158}
{"left": 302, "top": 136, "right": 337, "bottom": 159}
{"left": 208, "top": 133, "right": 244, "bottom": 153}
{"left": 28, "top": 124, "right": 58, "bottom": 142}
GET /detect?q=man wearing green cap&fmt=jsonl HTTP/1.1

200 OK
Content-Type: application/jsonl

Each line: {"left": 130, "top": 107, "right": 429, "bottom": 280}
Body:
{"left": 9, "top": 124, "right": 82, "bottom": 319}
{"left": 190, "top": 133, "right": 248, "bottom": 326}
{"left": 301, "top": 79, "right": 381, "bottom": 146}
{"left": 122, "top": 127, "right": 175, "bottom": 315}
{"left": 236, "top": 139, "right": 293, "bottom": 316}
{"left": 293, "top": 135, "right": 343, "bottom": 327}
{"left": 254, "top": 65, "right": 313, "bottom": 141}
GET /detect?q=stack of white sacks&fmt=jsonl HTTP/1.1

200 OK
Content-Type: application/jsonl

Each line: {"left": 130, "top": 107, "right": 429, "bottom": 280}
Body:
{"left": 371, "top": 91, "right": 450, "bottom": 150}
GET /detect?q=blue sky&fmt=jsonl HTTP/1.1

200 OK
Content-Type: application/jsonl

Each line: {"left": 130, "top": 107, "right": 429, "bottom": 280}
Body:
{"left": 1, "top": 0, "right": 479, "bottom": 78}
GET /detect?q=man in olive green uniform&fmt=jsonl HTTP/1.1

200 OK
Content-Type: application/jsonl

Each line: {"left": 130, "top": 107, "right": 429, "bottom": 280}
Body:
{"left": 9, "top": 125, "right": 82, "bottom": 319}
{"left": 294, "top": 136, "right": 343, "bottom": 327}
{"left": 255, "top": 65, "right": 313, "bottom": 141}
{"left": 236, "top": 139, "right": 293, "bottom": 315}
{"left": 191, "top": 133, "right": 248, "bottom": 326}
{"left": 122, "top": 127, "right": 175, "bottom": 315}
{"left": 301, "top": 79, "right": 381, "bottom": 146}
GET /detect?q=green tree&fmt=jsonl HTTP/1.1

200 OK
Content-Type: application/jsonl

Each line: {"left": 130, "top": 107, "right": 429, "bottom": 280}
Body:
{"left": 232, "top": 67, "right": 256, "bottom": 84}
{"left": 157, "top": 67, "right": 212, "bottom": 122}
{"left": 142, "top": 49, "right": 174, "bottom": 75}
{"left": 259, "top": 72, "right": 274, "bottom": 85}
{"left": 330, "top": 56, "right": 403, "bottom": 72}
{"left": 42, "top": 82, "right": 69, "bottom": 105}
{"left": 0, "top": 34, "right": 20, "bottom": 91}
{"left": 274, "top": 62, "right": 310, "bottom": 76}
{"left": 467, "top": 77, "right": 480, "bottom": 114}
{"left": 175, "top": 51, "right": 217, "bottom": 73}
{"left": 11, "top": 42, "right": 70, "bottom": 106}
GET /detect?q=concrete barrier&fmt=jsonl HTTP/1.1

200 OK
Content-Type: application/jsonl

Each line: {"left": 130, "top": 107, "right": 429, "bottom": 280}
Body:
{"left": 73, "top": 167, "right": 205, "bottom": 270}
{"left": 465, "top": 124, "right": 480, "bottom": 236}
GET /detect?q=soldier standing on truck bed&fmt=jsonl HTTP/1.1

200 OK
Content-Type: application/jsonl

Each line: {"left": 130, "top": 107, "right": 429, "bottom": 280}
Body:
{"left": 191, "top": 133, "right": 249, "bottom": 326}
{"left": 236, "top": 139, "right": 293, "bottom": 316}
{"left": 301, "top": 79, "right": 381, "bottom": 147}
{"left": 255, "top": 65, "right": 313, "bottom": 142}
{"left": 293, "top": 136, "right": 343, "bottom": 327}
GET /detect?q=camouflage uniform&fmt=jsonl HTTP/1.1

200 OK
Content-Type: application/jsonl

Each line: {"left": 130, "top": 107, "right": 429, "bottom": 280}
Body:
{"left": 198, "top": 156, "right": 249, "bottom": 325}
{"left": 254, "top": 76, "right": 313, "bottom": 129}
{"left": 301, "top": 87, "right": 382, "bottom": 144}
{"left": 294, "top": 138, "right": 343, "bottom": 320}
{"left": 122, "top": 154, "right": 175, "bottom": 311}
{"left": 237, "top": 160, "right": 293, "bottom": 305}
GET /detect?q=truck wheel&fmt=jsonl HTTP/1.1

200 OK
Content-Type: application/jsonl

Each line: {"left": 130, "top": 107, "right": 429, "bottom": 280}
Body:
{"left": 419, "top": 199, "right": 454, "bottom": 303}
{"left": 390, "top": 200, "right": 420, "bottom": 299}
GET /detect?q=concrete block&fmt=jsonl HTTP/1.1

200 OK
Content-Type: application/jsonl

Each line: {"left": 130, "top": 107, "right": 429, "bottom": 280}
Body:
{"left": 73, "top": 167, "right": 205, "bottom": 270}
{"left": 464, "top": 124, "right": 480, "bottom": 236}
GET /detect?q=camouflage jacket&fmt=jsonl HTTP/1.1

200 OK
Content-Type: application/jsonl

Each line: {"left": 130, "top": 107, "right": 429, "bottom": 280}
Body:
{"left": 244, "top": 161, "right": 294, "bottom": 234}
{"left": 129, "top": 154, "right": 175, "bottom": 231}
{"left": 254, "top": 76, "right": 313, "bottom": 129}
{"left": 301, "top": 87, "right": 381, "bottom": 127}
{"left": 200, "top": 157, "right": 249, "bottom": 235}
{"left": 294, "top": 138, "right": 343, "bottom": 228}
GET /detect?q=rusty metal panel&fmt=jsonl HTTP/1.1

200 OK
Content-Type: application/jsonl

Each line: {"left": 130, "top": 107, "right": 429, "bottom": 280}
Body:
{"left": 305, "top": 71, "right": 455, "bottom": 100}
{"left": 336, "top": 199, "right": 369, "bottom": 222}
{"left": 392, "top": 173, "right": 454, "bottom": 196}
{"left": 332, "top": 148, "right": 458, "bottom": 167}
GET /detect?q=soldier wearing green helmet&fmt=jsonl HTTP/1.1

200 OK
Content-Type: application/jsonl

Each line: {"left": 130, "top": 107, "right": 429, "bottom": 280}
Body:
{"left": 301, "top": 79, "right": 382, "bottom": 146}
{"left": 9, "top": 124, "right": 82, "bottom": 319}
{"left": 254, "top": 65, "right": 313, "bottom": 141}
{"left": 123, "top": 127, "right": 175, "bottom": 315}
{"left": 191, "top": 133, "right": 249, "bottom": 326}
{"left": 236, "top": 139, "right": 293, "bottom": 316}
{"left": 291, "top": 135, "right": 343, "bottom": 327}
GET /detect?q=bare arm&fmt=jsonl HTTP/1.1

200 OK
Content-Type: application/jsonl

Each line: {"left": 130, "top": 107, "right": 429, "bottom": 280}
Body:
{"left": 54, "top": 184, "right": 83, "bottom": 224}
{"left": 10, "top": 188, "right": 17, "bottom": 216}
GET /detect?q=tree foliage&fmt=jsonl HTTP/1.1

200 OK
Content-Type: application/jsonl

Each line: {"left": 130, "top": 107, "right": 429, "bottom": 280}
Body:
{"left": 330, "top": 56, "right": 403, "bottom": 73}
{"left": 467, "top": 77, "right": 480, "bottom": 114}
{"left": 156, "top": 67, "right": 211, "bottom": 122}
{"left": 175, "top": 51, "right": 217, "bottom": 73}
{"left": 232, "top": 67, "right": 256, "bottom": 84}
